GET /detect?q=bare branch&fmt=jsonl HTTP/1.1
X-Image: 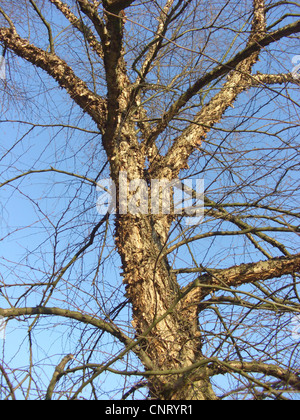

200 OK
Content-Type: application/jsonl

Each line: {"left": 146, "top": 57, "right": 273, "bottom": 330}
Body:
{"left": 148, "top": 19, "right": 300, "bottom": 176}
{"left": 0, "top": 364, "right": 16, "bottom": 400}
{"left": 76, "top": 0, "right": 106, "bottom": 43}
{"left": 250, "top": 71, "right": 300, "bottom": 87}
{"left": 0, "top": 306, "right": 130, "bottom": 344}
{"left": 29, "top": 0, "right": 55, "bottom": 53}
{"left": 210, "top": 360, "right": 300, "bottom": 392}
{"left": 49, "top": 0, "right": 104, "bottom": 58}
{"left": 0, "top": 27, "right": 107, "bottom": 128}
{"left": 183, "top": 254, "right": 300, "bottom": 307}
{"left": 45, "top": 354, "right": 74, "bottom": 400}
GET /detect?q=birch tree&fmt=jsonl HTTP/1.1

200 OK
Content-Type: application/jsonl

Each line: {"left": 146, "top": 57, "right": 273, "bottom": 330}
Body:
{"left": 0, "top": 0, "right": 300, "bottom": 400}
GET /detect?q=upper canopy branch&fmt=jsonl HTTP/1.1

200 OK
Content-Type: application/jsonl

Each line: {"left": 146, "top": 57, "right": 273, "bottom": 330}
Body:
{"left": 76, "top": 0, "right": 107, "bottom": 44}
{"left": 49, "top": 0, "right": 104, "bottom": 58}
{"left": 0, "top": 27, "right": 107, "bottom": 130}
{"left": 148, "top": 16, "right": 300, "bottom": 177}
{"left": 208, "top": 360, "right": 300, "bottom": 393}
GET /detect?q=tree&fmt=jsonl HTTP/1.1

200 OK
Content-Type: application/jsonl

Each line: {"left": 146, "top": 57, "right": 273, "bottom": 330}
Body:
{"left": 0, "top": 0, "right": 300, "bottom": 400}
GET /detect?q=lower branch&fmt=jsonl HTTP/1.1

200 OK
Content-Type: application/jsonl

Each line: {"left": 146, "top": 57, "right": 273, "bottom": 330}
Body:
{"left": 45, "top": 354, "right": 74, "bottom": 400}
{"left": 0, "top": 364, "right": 16, "bottom": 400}
{"left": 183, "top": 253, "right": 300, "bottom": 307}
{"left": 0, "top": 306, "right": 129, "bottom": 345}
{"left": 209, "top": 360, "right": 300, "bottom": 392}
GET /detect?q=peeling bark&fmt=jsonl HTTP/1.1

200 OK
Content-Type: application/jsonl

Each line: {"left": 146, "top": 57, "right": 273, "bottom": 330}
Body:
{"left": 115, "top": 210, "right": 218, "bottom": 399}
{"left": 0, "top": 27, "right": 107, "bottom": 128}
{"left": 184, "top": 254, "right": 300, "bottom": 313}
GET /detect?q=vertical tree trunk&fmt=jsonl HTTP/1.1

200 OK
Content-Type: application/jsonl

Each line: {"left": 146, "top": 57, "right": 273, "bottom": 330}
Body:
{"left": 115, "top": 209, "right": 217, "bottom": 399}
{"left": 109, "top": 137, "right": 217, "bottom": 398}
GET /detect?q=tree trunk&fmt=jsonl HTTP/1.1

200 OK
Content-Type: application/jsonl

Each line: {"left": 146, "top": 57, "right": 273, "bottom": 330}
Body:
{"left": 115, "top": 210, "right": 217, "bottom": 399}
{"left": 109, "top": 135, "right": 217, "bottom": 398}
